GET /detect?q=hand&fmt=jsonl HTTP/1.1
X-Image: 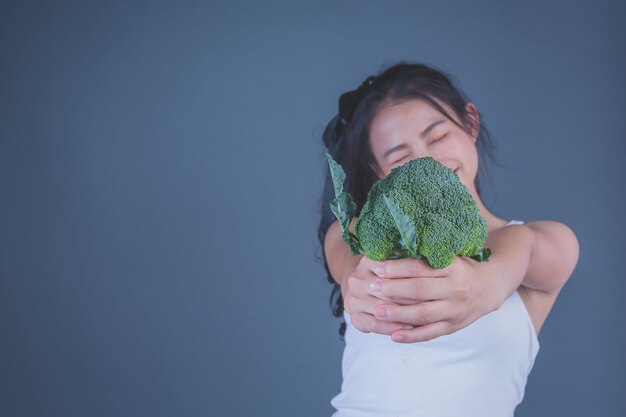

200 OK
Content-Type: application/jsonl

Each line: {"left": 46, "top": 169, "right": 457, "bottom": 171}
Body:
{"left": 342, "top": 256, "right": 415, "bottom": 335}
{"left": 368, "top": 257, "right": 503, "bottom": 343}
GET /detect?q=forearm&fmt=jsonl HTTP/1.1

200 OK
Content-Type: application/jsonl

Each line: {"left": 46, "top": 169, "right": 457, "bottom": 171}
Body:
{"left": 482, "top": 220, "right": 579, "bottom": 307}
{"left": 482, "top": 224, "right": 535, "bottom": 309}
{"left": 324, "top": 220, "right": 363, "bottom": 295}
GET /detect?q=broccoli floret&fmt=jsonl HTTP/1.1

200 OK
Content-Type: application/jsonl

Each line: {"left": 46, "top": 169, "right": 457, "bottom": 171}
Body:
{"left": 326, "top": 155, "right": 490, "bottom": 269}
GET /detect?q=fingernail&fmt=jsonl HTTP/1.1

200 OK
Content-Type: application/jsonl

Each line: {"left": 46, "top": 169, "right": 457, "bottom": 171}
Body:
{"left": 373, "top": 263, "right": 385, "bottom": 277}
{"left": 369, "top": 279, "right": 382, "bottom": 292}
{"left": 392, "top": 334, "right": 405, "bottom": 342}
{"left": 375, "top": 306, "right": 388, "bottom": 318}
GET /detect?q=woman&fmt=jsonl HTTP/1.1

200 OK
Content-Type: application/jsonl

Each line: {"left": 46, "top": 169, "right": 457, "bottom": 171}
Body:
{"left": 318, "top": 62, "right": 579, "bottom": 416}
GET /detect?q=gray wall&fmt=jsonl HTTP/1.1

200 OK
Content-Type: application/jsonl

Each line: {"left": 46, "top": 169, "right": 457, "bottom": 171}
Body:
{"left": 1, "top": 1, "right": 624, "bottom": 416}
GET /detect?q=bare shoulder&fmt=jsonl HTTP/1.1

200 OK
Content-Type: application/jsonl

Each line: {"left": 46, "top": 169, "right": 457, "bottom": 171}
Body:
{"left": 524, "top": 220, "right": 579, "bottom": 293}
{"left": 525, "top": 220, "right": 579, "bottom": 251}
{"left": 517, "top": 220, "right": 579, "bottom": 335}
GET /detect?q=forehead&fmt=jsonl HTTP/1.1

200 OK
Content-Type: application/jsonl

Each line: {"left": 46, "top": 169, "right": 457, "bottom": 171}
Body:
{"left": 369, "top": 99, "right": 448, "bottom": 146}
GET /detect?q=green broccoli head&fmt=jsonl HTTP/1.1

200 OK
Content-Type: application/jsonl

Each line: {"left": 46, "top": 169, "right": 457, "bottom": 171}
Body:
{"left": 354, "top": 157, "right": 488, "bottom": 267}
{"left": 326, "top": 154, "right": 490, "bottom": 269}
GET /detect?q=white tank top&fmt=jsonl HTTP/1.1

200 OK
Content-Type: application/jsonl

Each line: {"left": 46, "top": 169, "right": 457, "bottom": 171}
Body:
{"left": 331, "top": 220, "right": 539, "bottom": 417}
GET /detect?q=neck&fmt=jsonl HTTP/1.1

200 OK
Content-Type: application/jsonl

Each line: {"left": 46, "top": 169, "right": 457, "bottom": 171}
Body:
{"left": 469, "top": 187, "right": 508, "bottom": 233}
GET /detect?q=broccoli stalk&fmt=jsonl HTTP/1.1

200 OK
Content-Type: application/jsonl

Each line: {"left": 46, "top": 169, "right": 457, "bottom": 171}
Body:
{"left": 326, "top": 153, "right": 491, "bottom": 269}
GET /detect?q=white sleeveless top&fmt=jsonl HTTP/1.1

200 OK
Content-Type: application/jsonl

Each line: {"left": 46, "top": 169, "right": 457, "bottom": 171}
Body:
{"left": 331, "top": 220, "right": 539, "bottom": 417}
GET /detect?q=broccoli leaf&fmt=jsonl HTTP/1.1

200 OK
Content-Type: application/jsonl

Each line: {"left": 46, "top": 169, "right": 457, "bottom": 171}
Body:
{"left": 327, "top": 153, "right": 363, "bottom": 256}
{"left": 326, "top": 153, "right": 346, "bottom": 198}
{"left": 330, "top": 192, "right": 357, "bottom": 236}
{"left": 383, "top": 194, "right": 418, "bottom": 256}
{"left": 343, "top": 232, "right": 364, "bottom": 256}
{"left": 330, "top": 193, "right": 361, "bottom": 255}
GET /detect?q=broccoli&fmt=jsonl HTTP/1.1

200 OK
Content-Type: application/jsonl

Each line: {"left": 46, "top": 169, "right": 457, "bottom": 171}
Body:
{"left": 326, "top": 154, "right": 491, "bottom": 269}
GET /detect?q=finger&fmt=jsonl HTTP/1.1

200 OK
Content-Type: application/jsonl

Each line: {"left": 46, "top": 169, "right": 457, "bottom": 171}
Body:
{"left": 350, "top": 312, "right": 414, "bottom": 335}
{"left": 349, "top": 292, "right": 394, "bottom": 317}
{"left": 360, "top": 256, "right": 384, "bottom": 273}
{"left": 390, "top": 321, "right": 453, "bottom": 343}
{"left": 369, "top": 277, "right": 451, "bottom": 302}
{"left": 377, "top": 297, "right": 428, "bottom": 306}
{"left": 373, "top": 300, "right": 452, "bottom": 326}
{"left": 374, "top": 258, "right": 447, "bottom": 279}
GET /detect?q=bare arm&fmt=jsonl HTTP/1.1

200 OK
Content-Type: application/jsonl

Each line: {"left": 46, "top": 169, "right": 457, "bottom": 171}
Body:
{"left": 323, "top": 220, "right": 361, "bottom": 294}
{"left": 451, "top": 220, "right": 579, "bottom": 309}
{"left": 523, "top": 220, "right": 579, "bottom": 294}
{"left": 323, "top": 218, "right": 579, "bottom": 341}
{"left": 382, "top": 220, "right": 579, "bottom": 340}
{"left": 516, "top": 221, "right": 579, "bottom": 334}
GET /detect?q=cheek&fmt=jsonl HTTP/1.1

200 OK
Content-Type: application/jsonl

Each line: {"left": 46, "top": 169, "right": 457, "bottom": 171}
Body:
{"left": 374, "top": 160, "right": 394, "bottom": 179}
{"left": 467, "top": 146, "right": 479, "bottom": 171}
{"left": 377, "top": 166, "right": 391, "bottom": 179}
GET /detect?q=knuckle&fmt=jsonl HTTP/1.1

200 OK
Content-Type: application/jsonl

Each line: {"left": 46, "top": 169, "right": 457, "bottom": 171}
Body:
{"left": 379, "top": 261, "right": 392, "bottom": 277}
{"left": 452, "top": 307, "right": 468, "bottom": 324}
{"left": 361, "top": 257, "right": 376, "bottom": 272}
{"left": 376, "top": 304, "right": 391, "bottom": 320}
{"left": 410, "top": 259, "right": 423, "bottom": 276}
{"left": 380, "top": 282, "right": 397, "bottom": 300}
{"left": 377, "top": 280, "right": 388, "bottom": 295}
{"left": 347, "top": 275, "right": 359, "bottom": 289}
{"left": 365, "top": 315, "right": 377, "bottom": 332}
{"left": 413, "top": 280, "right": 428, "bottom": 298}
{"left": 417, "top": 307, "right": 432, "bottom": 324}
{"left": 370, "top": 318, "right": 385, "bottom": 334}
{"left": 352, "top": 314, "right": 370, "bottom": 333}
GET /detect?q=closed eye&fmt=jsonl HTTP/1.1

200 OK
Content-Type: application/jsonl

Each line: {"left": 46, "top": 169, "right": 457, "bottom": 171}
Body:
{"left": 391, "top": 155, "right": 409, "bottom": 166}
{"left": 431, "top": 132, "right": 449, "bottom": 143}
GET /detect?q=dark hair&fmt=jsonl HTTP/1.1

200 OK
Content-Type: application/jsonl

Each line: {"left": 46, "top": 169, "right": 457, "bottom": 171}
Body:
{"left": 317, "top": 62, "right": 498, "bottom": 336}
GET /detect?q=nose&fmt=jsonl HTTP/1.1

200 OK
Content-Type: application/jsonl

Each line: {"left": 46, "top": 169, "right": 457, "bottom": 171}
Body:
{"left": 415, "top": 145, "right": 453, "bottom": 171}
{"left": 409, "top": 142, "right": 430, "bottom": 160}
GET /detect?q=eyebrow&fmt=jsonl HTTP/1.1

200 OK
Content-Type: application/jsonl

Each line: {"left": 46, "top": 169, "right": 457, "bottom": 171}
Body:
{"left": 382, "top": 119, "right": 446, "bottom": 158}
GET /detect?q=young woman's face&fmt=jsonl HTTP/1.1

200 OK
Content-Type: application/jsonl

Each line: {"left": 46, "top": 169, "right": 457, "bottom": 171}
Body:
{"left": 368, "top": 99, "right": 480, "bottom": 193}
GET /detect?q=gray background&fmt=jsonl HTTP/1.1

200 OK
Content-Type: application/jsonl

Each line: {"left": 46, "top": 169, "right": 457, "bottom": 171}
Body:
{"left": 1, "top": 0, "right": 624, "bottom": 416}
